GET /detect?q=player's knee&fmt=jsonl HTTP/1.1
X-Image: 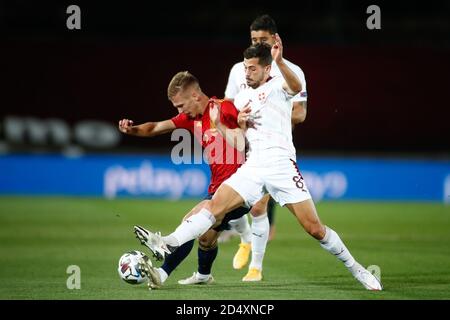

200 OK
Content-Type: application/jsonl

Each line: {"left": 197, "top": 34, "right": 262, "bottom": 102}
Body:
{"left": 250, "top": 205, "right": 265, "bottom": 217}
{"left": 250, "top": 200, "right": 269, "bottom": 217}
{"left": 205, "top": 199, "right": 226, "bottom": 221}
{"left": 307, "top": 224, "right": 326, "bottom": 240}
{"left": 199, "top": 237, "right": 217, "bottom": 251}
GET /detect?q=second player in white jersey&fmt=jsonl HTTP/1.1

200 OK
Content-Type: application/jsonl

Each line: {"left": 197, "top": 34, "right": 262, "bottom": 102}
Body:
{"left": 220, "top": 15, "right": 307, "bottom": 268}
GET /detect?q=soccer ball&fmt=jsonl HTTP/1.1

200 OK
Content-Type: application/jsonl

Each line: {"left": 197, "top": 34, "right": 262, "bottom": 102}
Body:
{"left": 117, "top": 250, "right": 150, "bottom": 284}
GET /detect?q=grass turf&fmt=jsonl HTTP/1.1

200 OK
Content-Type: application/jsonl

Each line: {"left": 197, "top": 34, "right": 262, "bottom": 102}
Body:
{"left": 0, "top": 197, "right": 449, "bottom": 300}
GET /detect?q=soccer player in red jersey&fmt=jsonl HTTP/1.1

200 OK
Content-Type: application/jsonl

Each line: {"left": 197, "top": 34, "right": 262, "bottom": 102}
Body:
{"left": 119, "top": 71, "right": 250, "bottom": 288}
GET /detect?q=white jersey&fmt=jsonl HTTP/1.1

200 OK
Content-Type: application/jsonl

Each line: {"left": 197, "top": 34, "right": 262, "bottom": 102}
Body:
{"left": 225, "top": 58, "right": 307, "bottom": 102}
{"left": 234, "top": 76, "right": 297, "bottom": 164}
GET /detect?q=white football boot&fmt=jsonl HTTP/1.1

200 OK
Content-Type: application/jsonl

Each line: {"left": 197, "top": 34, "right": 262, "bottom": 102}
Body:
{"left": 178, "top": 272, "right": 214, "bottom": 285}
{"left": 134, "top": 225, "right": 171, "bottom": 261}
{"left": 352, "top": 263, "right": 383, "bottom": 291}
{"left": 137, "top": 257, "right": 163, "bottom": 290}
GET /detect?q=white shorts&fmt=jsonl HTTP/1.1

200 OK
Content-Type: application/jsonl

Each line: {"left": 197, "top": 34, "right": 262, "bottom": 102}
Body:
{"left": 223, "top": 157, "right": 312, "bottom": 207}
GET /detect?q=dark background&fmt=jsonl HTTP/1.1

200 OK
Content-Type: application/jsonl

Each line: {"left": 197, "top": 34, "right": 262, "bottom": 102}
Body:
{"left": 1, "top": 0, "right": 449, "bottom": 156}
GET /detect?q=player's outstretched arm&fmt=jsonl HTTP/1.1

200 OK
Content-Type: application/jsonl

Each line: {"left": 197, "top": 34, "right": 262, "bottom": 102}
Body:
{"left": 118, "top": 119, "right": 176, "bottom": 137}
{"left": 271, "top": 33, "right": 302, "bottom": 95}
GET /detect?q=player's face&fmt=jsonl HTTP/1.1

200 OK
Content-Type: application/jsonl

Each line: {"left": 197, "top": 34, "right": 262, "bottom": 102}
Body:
{"left": 244, "top": 58, "right": 270, "bottom": 89}
{"left": 171, "top": 89, "right": 200, "bottom": 118}
{"left": 250, "top": 30, "right": 275, "bottom": 46}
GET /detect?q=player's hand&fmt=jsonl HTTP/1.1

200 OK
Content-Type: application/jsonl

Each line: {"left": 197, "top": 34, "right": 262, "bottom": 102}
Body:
{"left": 247, "top": 110, "right": 261, "bottom": 129}
{"left": 237, "top": 102, "right": 251, "bottom": 129}
{"left": 238, "top": 101, "right": 261, "bottom": 130}
{"left": 209, "top": 100, "right": 221, "bottom": 126}
{"left": 271, "top": 33, "right": 283, "bottom": 64}
{"left": 118, "top": 119, "right": 134, "bottom": 134}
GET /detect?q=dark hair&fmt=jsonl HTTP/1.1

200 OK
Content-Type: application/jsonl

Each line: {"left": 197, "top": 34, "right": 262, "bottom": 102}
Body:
{"left": 250, "top": 14, "right": 277, "bottom": 34}
{"left": 243, "top": 43, "right": 272, "bottom": 67}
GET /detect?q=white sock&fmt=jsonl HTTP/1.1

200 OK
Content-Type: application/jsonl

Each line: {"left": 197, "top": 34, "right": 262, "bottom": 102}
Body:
{"left": 228, "top": 215, "right": 252, "bottom": 244}
{"left": 156, "top": 268, "right": 168, "bottom": 283}
{"left": 319, "top": 226, "right": 355, "bottom": 269}
{"left": 196, "top": 272, "right": 210, "bottom": 280}
{"left": 163, "top": 208, "right": 216, "bottom": 247}
{"left": 249, "top": 213, "right": 269, "bottom": 270}
{"left": 348, "top": 261, "right": 363, "bottom": 276}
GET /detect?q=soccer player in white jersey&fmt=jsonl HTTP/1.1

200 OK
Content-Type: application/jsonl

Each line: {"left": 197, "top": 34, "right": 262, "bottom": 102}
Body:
{"left": 135, "top": 36, "right": 383, "bottom": 291}
{"left": 222, "top": 14, "right": 308, "bottom": 281}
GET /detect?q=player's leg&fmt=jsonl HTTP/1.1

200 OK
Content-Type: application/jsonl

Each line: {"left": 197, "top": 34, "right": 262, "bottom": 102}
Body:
{"left": 284, "top": 199, "right": 325, "bottom": 239}
{"left": 285, "top": 199, "right": 382, "bottom": 290}
{"left": 178, "top": 203, "right": 251, "bottom": 284}
{"left": 140, "top": 200, "right": 209, "bottom": 288}
{"left": 266, "top": 158, "right": 382, "bottom": 290}
{"left": 218, "top": 214, "right": 251, "bottom": 244}
{"left": 214, "top": 205, "right": 254, "bottom": 270}
{"left": 197, "top": 230, "right": 219, "bottom": 282}
{"left": 217, "top": 204, "right": 251, "bottom": 245}
{"left": 135, "top": 185, "right": 243, "bottom": 259}
{"left": 136, "top": 184, "right": 244, "bottom": 257}
{"left": 267, "top": 196, "right": 276, "bottom": 240}
{"left": 217, "top": 226, "right": 239, "bottom": 243}
{"left": 229, "top": 215, "right": 252, "bottom": 269}
{"left": 229, "top": 216, "right": 252, "bottom": 243}
{"left": 241, "top": 194, "right": 271, "bottom": 281}
{"left": 162, "top": 184, "right": 244, "bottom": 246}
{"left": 162, "top": 162, "right": 265, "bottom": 248}
{"left": 178, "top": 229, "right": 218, "bottom": 285}
{"left": 135, "top": 165, "right": 264, "bottom": 260}
{"left": 147, "top": 240, "right": 195, "bottom": 286}
{"left": 213, "top": 168, "right": 267, "bottom": 272}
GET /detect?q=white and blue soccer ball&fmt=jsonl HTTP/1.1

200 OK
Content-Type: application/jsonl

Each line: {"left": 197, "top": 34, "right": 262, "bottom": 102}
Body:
{"left": 117, "top": 250, "right": 150, "bottom": 284}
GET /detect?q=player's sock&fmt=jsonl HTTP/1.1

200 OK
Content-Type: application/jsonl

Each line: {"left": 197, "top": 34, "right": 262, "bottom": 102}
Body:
{"left": 249, "top": 213, "right": 269, "bottom": 270}
{"left": 228, "top": 215, "right": 252, "bottom": 244}
{"left": 163, "top": 208, "right": 216, "bottom": 247}
{"left": 319, "top": 226, "right": 356, "bottom": 269}
{"left": 156, "top": 268, "right": 169, "bottom": 283}
{"left": 160, "top": 239, "right": 195, "bottom": 279}
{"left": 198, "top": 246, "right": 218, "bottom": 276}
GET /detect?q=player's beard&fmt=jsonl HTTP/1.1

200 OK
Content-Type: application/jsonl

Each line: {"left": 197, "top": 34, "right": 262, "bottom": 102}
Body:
{"left": 246, "top": 74, "right": 264, "bottom": 89}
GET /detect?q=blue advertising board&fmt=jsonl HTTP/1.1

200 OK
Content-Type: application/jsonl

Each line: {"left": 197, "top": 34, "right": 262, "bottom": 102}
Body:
{"left": 0, "top": 154, "right": 449, "bottom": 202}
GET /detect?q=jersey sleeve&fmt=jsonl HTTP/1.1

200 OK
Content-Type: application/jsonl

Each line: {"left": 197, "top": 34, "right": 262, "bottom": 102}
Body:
{"left": 224, "top": 63, "right": 242, "bottom": 100}
{"left": 272, "top": 76, "right": 296, "bottom": 101}
{"left": 219, "top": 100, "right": 239, "bottom": 129}
{"left": 290, "top": 65, "right": 307, "bottom": 103}
{"left": 171, "top": 113, "right": 194, "bottom": 131}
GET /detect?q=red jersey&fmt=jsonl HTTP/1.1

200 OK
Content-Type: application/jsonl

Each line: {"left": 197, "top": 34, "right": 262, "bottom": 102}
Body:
{"left": 171, "top": 98, "right": 245, "bottom": 194}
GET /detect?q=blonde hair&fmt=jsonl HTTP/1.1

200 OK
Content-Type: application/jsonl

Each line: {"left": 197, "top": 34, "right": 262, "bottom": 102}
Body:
{"left": 167, "top": 71, "right": 200, "bottom": 99}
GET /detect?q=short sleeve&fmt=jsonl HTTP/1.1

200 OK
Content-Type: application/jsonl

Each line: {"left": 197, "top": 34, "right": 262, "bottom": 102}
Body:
{"left": 219, "top": 100, "right": 239, "bottom": 129}
{"left": 270, "top": 76, "right": 295, "bottom": 101}
{"left": 291, "top": 66, "right": 307, "bottom": 103}
{"left": 171, "top": 113, "right": 194, "bottom": 131}
{"left": 224, "top": 63, "right": 243, "bottom": 99}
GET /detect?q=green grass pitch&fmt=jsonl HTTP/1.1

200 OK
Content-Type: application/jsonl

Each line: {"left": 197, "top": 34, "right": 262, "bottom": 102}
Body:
{"left": 0, "top": 197, "right": 449, "bottom": 300}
